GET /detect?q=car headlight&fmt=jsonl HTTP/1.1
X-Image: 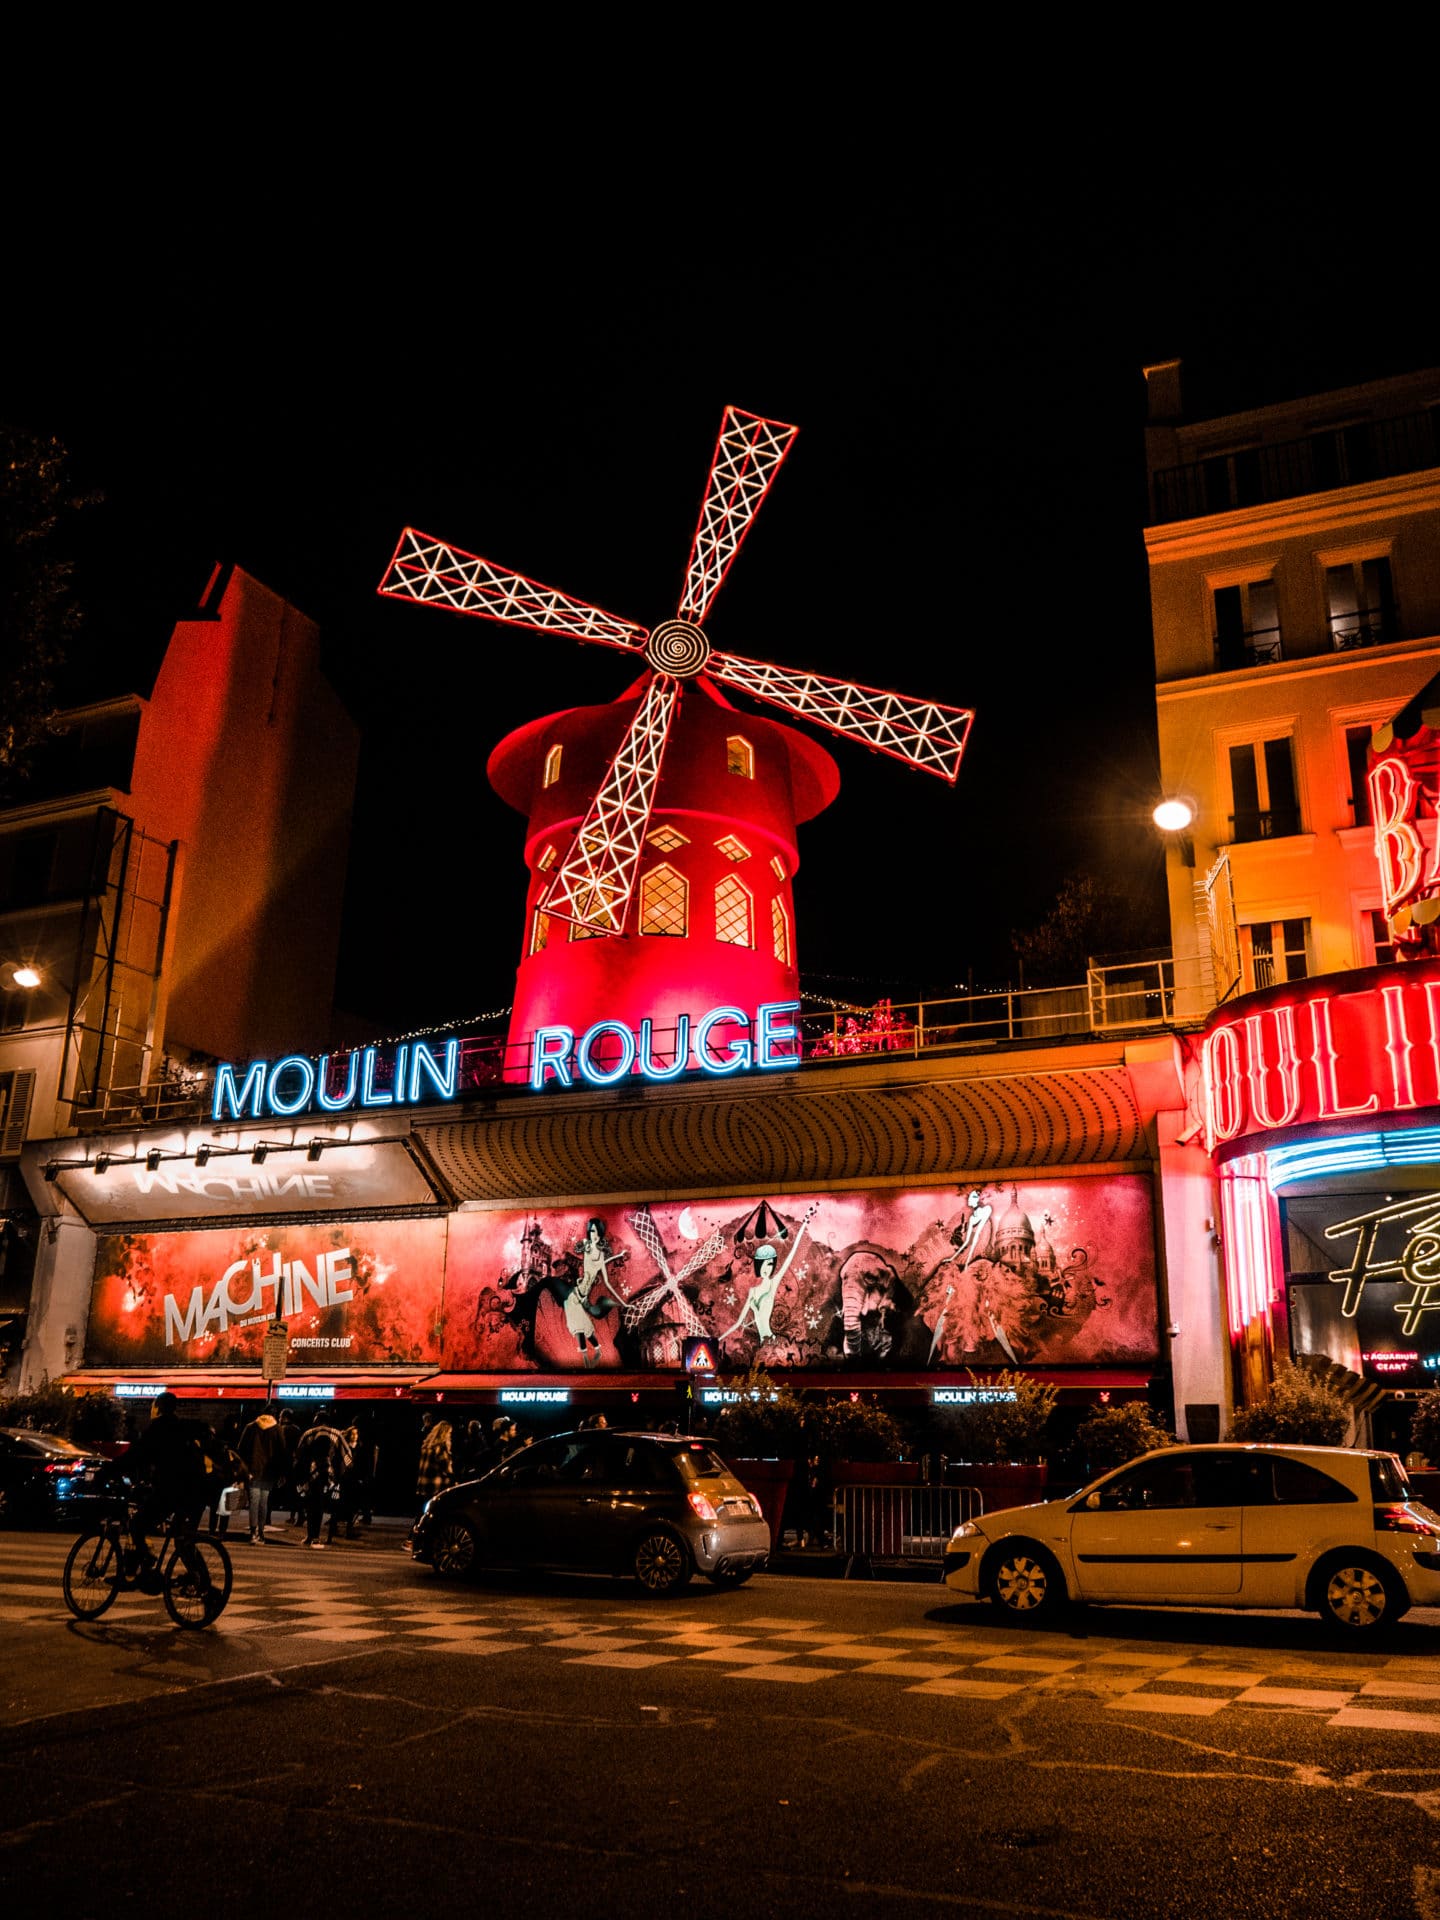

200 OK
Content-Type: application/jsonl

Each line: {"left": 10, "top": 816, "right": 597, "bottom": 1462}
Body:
{"left": 949, "top": 1521, "right": 981, "bottom": 1542}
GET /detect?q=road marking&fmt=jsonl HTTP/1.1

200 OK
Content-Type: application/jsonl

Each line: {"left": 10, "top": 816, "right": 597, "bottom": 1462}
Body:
{"left": 414, "top": 1640, "right": 528, "bottom": 1656}
{"left": 1236, "top": 1686, "right": 1354, "bottom": 1710}
{"left": 1153, "top": 1667, "right": 1260, "bottom": 1687}
{"left": 973, "top": 1655, "right": 1081, "bottom": 1673}
{"left": 1359, "top": 1680, "right": 1440, "bottom": 1700}
{"left": 1106, "top": 1692, "right": 1229, "bottom": 1717}
{"left": 546, "top": 1634, "right": 650, "bottom": 1651}
{"left": 689, "top": 1647, "right": 794, "bottom": 1665}
{"left": 853, "top": 1659, "right": 964, "bottom": 1679}
{"left": 725, "top": 1665, "right": 845, "bottom": 1684}
{"left": 290, "top": 1628, "right": 392, "bottom": 1642}
{"left": 1330, "top": 1707, "right": 1440, "bottom": 1735}
{"left": 907, "top": 1678, "right": 1024, "bottom": 1699}
{"left": 1077, "top": 1651, "right": 1177, "bottom": 1667}
{"left": 564, "top": 1652, "right": 680, "bottom": 1669}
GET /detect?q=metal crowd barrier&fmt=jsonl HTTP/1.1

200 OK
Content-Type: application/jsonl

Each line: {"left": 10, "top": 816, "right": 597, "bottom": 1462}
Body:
{"left": 833, "top": 1482, "right": 984, "bottom": 1578}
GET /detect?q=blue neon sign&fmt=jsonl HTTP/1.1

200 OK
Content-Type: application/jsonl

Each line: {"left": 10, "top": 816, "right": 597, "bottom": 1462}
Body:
{"left": 213, "top": 1037, "right": 460, "bottom": 1122}
{"left": 531, "top": 1000, "right": 801, "bottom": 1091}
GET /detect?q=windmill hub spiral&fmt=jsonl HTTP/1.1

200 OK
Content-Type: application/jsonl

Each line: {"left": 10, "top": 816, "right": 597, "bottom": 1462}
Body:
{"left": 646, "top": 619, "right": 711, "bottom": 678}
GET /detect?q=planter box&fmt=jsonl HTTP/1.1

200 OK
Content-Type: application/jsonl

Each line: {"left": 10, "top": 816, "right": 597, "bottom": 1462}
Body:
{"left": 728, "top": 1458, "right": 796, "bottom": 1552}
{"left": 948, "top": 1463, "right": 1047, "bottom": 1513}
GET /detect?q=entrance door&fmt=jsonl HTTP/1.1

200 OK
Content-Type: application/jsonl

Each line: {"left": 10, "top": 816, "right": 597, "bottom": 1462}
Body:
{"left": 1068, "top": 1451, "right": 1252, "bottom": 1600}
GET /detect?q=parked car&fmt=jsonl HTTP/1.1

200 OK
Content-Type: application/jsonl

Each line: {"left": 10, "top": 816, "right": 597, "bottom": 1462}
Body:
{"left": 412, "top": 1430, "right": 771, "bottom": 1594}
{"left": 943, "top": 1443, "right": 1440, "bottom": 1634}
{"left": 0, "top": 1429, "right": 108, "bottom": 1527}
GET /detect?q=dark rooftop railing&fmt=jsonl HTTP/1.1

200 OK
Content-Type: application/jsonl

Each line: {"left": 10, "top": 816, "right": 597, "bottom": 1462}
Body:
{"left": 1152, "top": 407, "right": 1440, "bottom": 523}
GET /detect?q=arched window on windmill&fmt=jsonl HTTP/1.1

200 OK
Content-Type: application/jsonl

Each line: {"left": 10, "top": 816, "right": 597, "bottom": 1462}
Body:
{"left": 530, "top": 909, "right": 551, "bottom": 955}
{"left": 771, "top": 895, "right": 791, "bottom": 966}
{"left": 715, "top": 874, "right": 753, "bottom": 947}
{"left": 725, "top": 735, "right": 754, "bottom": 779}
{"left": 542, "top": 744, "right": 563, "bottom": 787}
{"left": 639, "top": 863, "right": 688, "bottom": 937}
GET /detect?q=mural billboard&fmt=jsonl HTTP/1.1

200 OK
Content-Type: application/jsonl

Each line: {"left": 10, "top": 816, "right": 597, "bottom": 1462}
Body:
{"left": 441, "top": 1179, "right": 1159, "bottom": 1373}
{"left": 85, "top": 1219, "right": 448, "bottom": 1368}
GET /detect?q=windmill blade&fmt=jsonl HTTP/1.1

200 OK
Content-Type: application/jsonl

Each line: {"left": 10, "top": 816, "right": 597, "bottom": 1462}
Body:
{"left": 677, "top": 408, "right": 799, "bottom": 624}
{"left": 379, "top": 528, "right": 648, "bottom": 652}
{"left": 707, "top": 650, "right": 973, "bottom": 783}
{"left": 539, "top": 675, "right": 681, "bottom": 935}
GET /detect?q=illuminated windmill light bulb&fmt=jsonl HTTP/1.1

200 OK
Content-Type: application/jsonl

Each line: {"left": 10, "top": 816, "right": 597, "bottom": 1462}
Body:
{"left": 1153, "top": 798, "right": 1196, "bottom": 834}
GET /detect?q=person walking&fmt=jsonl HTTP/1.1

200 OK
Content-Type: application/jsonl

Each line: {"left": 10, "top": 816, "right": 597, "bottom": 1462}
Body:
{"left": 291, "top": 1421, "right": 354, "bottom": 1549}
{"left": 237, "top": 1409, "right": 283, "bottom": 1544}
{"left": 415, "top": 1416, "right": 455, "bottom": 1514}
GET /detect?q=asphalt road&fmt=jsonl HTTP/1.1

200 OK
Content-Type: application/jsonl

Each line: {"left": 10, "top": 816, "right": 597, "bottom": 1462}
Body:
{"left": 4, "top": 1526, "right": 1440, "bottom": 1919}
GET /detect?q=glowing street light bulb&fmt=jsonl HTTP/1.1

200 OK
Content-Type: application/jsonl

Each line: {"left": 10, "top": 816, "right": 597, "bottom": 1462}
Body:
{"left": 11, "top": 966, "right": 41, "bottom": 989}
{"left": 1153, "top": 799, "right": 1195, "bottom": 834}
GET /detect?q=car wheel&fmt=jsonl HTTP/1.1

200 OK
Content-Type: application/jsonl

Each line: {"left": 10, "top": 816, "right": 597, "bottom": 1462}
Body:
{"left": 1315, "top": 1552, "right": 1404, "bottom": 1633}
{"left": 708, "top": 1567, "right": 753, "bottom": 1590}
{"left": 634, "top": 1528, "right": 692, "bottom": 1596}
{"left": 430, "top": 1518, "right": 480, "bottom": 1579}
{"left": 985, "top": 1541, "right": 1065, "bottom": 1624}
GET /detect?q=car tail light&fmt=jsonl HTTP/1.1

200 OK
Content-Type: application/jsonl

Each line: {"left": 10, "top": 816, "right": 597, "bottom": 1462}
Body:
{"left": 687, "top": 1492, "right": 718, "bottom": 1523}
{"left": 45, "top": 1461, "right": 78, "bottom": 1475}
{"left": 1375, "top": 1503, "right": 1440, "bottom": 1536}
{"left": 746, "top": 1494, "right": 764, "bottom": 1520}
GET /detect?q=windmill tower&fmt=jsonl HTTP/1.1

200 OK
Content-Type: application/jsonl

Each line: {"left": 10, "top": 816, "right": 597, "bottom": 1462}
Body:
{"left": 381, "top": 408, "right": 973, "bottom": 1076}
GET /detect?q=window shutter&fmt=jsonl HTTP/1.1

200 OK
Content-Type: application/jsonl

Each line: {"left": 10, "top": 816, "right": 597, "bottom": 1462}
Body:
{"left": 0, "top": 1070, "right": 35, "bottom": 1157}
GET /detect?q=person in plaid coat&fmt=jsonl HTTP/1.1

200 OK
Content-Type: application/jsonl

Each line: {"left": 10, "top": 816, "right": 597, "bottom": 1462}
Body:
{"left": 415, "top": 1416, "right": 455, "bottom": 1514}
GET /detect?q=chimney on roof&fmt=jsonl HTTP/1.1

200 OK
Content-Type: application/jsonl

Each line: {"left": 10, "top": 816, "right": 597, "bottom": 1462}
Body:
{"left": 1143, "top": 359, "right": 1183, "bottom": 423}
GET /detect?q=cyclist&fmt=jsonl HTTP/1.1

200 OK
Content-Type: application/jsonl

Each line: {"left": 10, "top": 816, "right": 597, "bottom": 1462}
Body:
{"left": 118, "top": 1391, "right": 213, "bottom": 1587}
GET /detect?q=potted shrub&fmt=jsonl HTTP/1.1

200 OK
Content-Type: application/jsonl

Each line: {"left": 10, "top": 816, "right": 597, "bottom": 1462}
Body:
{"left": 1404, "top": 1388, "right": 1440, "bottom": 1506}
{"left": 942, "top": 1371, "right": 1058, "bottom": 1509}
{"left": 1229, "top": 1367, "right": 1350, "bottom": 1445}
{"left": 709, "top": 1367, "right": 807, "bottom": 1550}
{"left": 809, "top": 1395, "right": 907, "bottom": 1554}
{"left": 1073, "top": 1401, "right": 1175, "bottom": 1481}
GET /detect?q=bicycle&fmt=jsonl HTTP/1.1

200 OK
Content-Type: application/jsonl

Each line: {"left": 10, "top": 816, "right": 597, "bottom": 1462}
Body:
{"left": 62, "top": 1490, "right": 233, "bottom": 1629}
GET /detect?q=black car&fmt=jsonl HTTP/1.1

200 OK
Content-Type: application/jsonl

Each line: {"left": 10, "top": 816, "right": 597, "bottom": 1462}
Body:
{"left": 412, "top": 1429, "right": 772, "bottom": 1595}
{"left": 0, "top": 1429, "right": 108, "bottom": 1526}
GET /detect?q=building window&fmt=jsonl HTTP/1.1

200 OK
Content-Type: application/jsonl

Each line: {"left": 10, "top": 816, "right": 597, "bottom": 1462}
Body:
{"left": 647, "top": 824, "right": 688, "bottom": 852}
{"left": 1367, "top": 909, "right": 1397, "bottom": 968}
{"left": 1241, "top": 918, "right": 1310, "bottom": 991}
{"left": 529, "top": 910, "right": 551, "bottom": 955}
{"left": 536, "top": 843, "right": 558, "bottom": 872}
{"left": 1228, "top": 738, "right": 1301, "bottom": 841}
{"left": 568, "top": 917, "right": 602, "bottom": 941}
{"left": 715, "top": 875, "right": 753, "bottom": 947}
{"left": 726, "top": 736, "right": 754, "bottom": 779}
{"left": 770, "top": 854, "right": 787, "bottom": 881}
{"left": 1213, "top": 580, "right": 1281, "bottom": 668}
{"left": 771, "top": 896, "right": 791, "bottom": 966}
{"left": 1327, "top": 557, "right": 1397, "bottom": 651}
{"left": 639, "top": 863, "right": 688, "bottom": 937}
{"left": 543, "top": 744, "right": 563, "bottom": 787}
{"left": 0, "top": 1068, "right": 35, "bottom": 1156}
{"left": 714, "top": 834, "right": 750, "bottom": 863}
{"left": 1345, "top": 728, "right": 1375, "bottom": 828}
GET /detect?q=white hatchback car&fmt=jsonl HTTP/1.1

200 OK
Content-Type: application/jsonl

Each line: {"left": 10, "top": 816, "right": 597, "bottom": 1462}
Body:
{"left": 943, "top": 1444, "right": 1440, "bottom": 1634}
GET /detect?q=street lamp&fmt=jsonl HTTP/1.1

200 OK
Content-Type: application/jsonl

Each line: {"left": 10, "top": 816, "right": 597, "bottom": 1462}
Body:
{"left": 1153, "top": 796, "right": 1196, "bottom": 867}
{"left": 1, "top": 962, "right": 42, "bottom": 991}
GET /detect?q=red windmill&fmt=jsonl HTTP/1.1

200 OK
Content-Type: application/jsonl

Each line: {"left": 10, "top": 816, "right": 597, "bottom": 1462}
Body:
{"left": 380, "top": 407, "right": 974, "bottom": 1074}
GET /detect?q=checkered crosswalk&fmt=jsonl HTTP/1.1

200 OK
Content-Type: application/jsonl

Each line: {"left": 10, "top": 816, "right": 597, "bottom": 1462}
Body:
{"left": 7, "top": 1534, "right": 1440, "bottom": 1737}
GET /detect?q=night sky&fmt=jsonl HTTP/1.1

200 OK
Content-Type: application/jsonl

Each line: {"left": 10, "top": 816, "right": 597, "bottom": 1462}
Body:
{"left": 6, "top": 142, "right": 1433, "bottom": 1043}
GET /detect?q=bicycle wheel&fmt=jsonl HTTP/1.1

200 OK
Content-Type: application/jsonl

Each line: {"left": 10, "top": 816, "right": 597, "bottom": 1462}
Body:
{"left": 163, "top": 1535, "right": 233, "bottom": 1628}
{"left": 63, "top": 1526, "right": 124, "bottom": 1620}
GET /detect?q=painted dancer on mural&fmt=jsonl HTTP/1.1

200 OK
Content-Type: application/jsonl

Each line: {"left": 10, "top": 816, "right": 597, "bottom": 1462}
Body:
{"left": 716, "top": 1204, "right": 817, "bottom": 1348}
{"left": 559, "top": 1219, "right": 629, "bottom": 1369}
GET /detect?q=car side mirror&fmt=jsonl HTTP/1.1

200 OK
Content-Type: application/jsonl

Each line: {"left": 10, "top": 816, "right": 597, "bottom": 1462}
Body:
{"left": 1086, "top": 1491, "right": 1101, "bottom": 1510}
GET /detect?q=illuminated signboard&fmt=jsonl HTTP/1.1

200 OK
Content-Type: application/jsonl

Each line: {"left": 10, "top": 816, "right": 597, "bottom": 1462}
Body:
{"left": 212, "top": 1038, "right": 460, "bottom": 1122}
{"left": 114, "top": 1382, "right": 166, "bottom": 1398}
{"left": 698, "top": 1388, "right": 777, "bottom": 1406}
{"left": 931, "top": 1386, "right": 1018, "bottom": 1405}
{"left": 530, "top": 1001, "right": 801, "bottom": 1090}
{"left": 498, "top": 1387, "right": 572, "bottom": 1406}
{"left": 86, "top": 1219, "right": 446, "bottom": 1369}
{"left": 1284, "top": 1188, "right": 1440, "bottom": 1384}
{"left": 1199, "top": 959, "right": 1440, "bottom": 1153}
{"left": 274, "top": 1383, "right": 336, "bottom": 1400}
{"left": 1368, "top": 690, "right": 1440, "bottom": 958}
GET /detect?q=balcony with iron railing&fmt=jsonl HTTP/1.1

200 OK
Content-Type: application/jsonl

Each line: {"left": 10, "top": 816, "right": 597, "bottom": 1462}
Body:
{"left": 1152, "top": 406, "right": 1440, "bottom": 524}
{"left": 67, "top": 955, "right": 1213, "bottom": 1131}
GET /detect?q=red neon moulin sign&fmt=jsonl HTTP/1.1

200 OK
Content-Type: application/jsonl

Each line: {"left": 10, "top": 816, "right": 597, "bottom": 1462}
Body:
{"left": 1200, "top": 959, "right": 1440, "bottom": 1153}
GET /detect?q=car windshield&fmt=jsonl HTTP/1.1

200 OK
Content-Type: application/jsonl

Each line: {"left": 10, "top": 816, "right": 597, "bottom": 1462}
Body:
{"left": 1370, "top": 1455, "right": 1411, "bottom": 1501}
{"left": 5, "top": 1431, "right": 86, "bottom": 1458}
